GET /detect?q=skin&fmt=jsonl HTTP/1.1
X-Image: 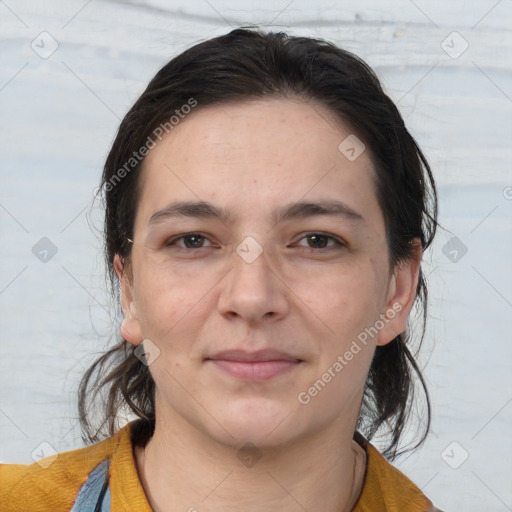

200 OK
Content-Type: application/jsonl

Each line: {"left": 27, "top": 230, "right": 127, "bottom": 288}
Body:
{"left": 114, "top": 96, "right": 422, "bottom": 512}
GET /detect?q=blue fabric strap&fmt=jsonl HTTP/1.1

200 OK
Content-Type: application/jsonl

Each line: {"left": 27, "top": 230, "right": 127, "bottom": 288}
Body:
{"left": 101, "top": 486, "right": 111, "bottom": 512}
{"left": 70, "top": 458, "right": 111, "bottom": 512}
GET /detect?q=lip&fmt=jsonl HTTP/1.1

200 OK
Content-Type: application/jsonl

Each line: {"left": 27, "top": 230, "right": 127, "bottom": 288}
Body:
{"left": 207, "top": 349, "right": 301, "bottom": 362}
{"left": 205, "top": 349, "right": 303, "bottom": 381}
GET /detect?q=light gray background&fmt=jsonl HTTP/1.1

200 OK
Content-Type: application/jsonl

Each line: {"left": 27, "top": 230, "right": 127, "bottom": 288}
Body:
{"left": 1, "top": 1, "right": 511, "bottom": 511}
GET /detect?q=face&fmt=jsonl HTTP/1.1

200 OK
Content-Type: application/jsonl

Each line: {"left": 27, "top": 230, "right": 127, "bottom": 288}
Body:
{"left": 114, "top": 97, "right": 421, "bottom": 449}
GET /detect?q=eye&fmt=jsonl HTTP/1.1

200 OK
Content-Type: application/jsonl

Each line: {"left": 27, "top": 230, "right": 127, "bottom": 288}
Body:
{"left": 163, "top": 232, "right": 345, "bottom": 251}
{"left": 294, "top": 233, "right": 346, "bottom": 250}
{"left": 165, "top": 233, "right": 215, "bottom": 250}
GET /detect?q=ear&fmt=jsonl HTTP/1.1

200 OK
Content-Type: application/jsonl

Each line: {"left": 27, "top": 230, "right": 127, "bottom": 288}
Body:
{"left": 114, "top": 254, "right": 144, "bottom": 346}
{"left": 376, "top": 238, "right": 422, "bottom": 346}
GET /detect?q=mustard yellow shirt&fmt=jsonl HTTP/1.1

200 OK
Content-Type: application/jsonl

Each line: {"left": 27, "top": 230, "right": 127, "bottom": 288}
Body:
{"left": 0, "top": 420, "right": 440, "bottom": 511}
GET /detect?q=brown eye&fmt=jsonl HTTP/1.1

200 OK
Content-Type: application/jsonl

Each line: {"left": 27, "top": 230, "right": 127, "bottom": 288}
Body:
{"left": 165, "top": 233, "right": 213, "bottom": 249}
{"left": 296, "top": 233, "right": 345, "bottom": 249}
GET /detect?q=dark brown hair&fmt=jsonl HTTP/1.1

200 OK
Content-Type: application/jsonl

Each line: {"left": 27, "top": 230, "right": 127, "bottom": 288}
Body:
{"left": 79, "top": 26, "right": 438, "bottom": 460}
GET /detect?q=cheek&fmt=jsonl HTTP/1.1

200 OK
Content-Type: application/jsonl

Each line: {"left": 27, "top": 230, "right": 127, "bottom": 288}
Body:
{"left": 292, "top": 260, "right": 383, "bottom": 332}
{"left": 133, "top": 262, "right": 212, "bottom": 343}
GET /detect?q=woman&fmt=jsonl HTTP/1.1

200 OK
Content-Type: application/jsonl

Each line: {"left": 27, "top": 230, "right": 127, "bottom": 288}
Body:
{"left": 0, "top": 27, "right": 443, "bottom": 511}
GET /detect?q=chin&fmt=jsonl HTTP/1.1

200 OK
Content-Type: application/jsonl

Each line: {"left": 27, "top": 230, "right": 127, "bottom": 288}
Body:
{"left": 208, "top": 399, "right": 301, "bottom": 449}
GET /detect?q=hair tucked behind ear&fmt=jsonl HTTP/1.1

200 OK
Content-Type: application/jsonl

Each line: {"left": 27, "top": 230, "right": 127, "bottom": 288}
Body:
{"left": 78, "top": 25, "right": 438, "bottom": 460}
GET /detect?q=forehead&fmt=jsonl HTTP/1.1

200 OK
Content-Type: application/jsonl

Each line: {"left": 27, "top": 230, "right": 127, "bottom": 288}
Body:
{"left": 135, "top": 97, "right": 383, "bottom": 234}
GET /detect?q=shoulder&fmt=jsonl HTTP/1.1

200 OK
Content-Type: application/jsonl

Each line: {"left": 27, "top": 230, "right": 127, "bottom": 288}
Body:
{"left": 352, "top": 433, "right": 443, "bottom": 512}
{"left": 0, "top": 424, "right": 129, "bottom": 512}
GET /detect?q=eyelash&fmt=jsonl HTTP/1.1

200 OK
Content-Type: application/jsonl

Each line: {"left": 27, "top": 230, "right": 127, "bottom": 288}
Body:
{"left": 164, "top": 232, "right": 346, "bottom": 251}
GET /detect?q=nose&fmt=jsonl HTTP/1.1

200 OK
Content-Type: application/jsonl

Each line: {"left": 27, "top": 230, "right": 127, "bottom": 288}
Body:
{"left": 217, "top": 238, "right": 289, "bottom": 326}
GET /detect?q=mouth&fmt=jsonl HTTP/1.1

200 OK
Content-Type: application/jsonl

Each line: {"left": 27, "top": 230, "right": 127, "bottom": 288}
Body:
{"left": 205, "top": 349, "right": 303, "bottom": 381}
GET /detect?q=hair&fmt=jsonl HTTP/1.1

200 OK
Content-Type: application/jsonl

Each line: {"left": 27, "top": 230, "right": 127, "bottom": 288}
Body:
{"left": 78, "top": 25, "right": 438, "bottom": 460}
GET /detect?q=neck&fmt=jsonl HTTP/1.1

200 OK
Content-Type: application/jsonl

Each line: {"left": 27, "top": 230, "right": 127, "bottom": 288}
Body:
{"left": 134, "top": 401, "right": 366, "bottom": 512}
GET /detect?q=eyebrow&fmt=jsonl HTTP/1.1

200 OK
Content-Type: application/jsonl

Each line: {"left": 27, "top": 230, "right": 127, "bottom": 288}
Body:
{"left": 147, "top": 199, "right": 365, "bottom": 227}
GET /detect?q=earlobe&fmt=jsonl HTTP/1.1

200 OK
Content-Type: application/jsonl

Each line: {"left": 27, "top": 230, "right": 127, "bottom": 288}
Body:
{"left": 114, "top": 254, "right": 144, "bottom": 346}
{"left": 376, "top": 239, "right": 422, "bottom": 346}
